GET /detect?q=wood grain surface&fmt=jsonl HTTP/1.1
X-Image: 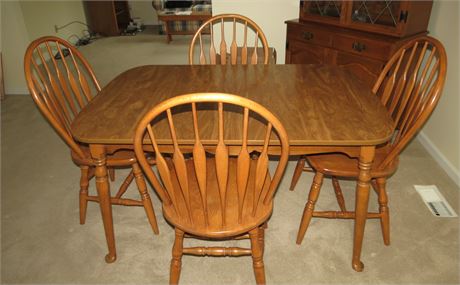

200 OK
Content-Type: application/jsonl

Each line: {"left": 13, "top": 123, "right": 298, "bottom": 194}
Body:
{"left": 71, "top": 64, "right": 394, "bottom": 148}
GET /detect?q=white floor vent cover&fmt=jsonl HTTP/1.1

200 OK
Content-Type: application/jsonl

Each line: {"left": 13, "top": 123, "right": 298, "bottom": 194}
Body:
{"left": 414, "top": 185, "right": 457, "bottom": 217}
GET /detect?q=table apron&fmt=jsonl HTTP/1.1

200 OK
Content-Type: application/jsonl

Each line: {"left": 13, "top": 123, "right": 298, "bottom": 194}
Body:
{"left": 96, "top": 144, "right": 363, "bottom": 158}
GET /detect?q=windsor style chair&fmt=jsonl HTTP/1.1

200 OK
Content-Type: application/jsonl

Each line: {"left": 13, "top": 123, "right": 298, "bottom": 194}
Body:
{"left": 188, "top": 14, "right": 270, "bottom": 65}
{"left": 292, "top": 36, "right": 448, "bottom": 246}
{"left": 134, "top": 93, "right": 289, "bottom": 284}
{"left": 24, "top": 36, "right": 159, "bottom": 240}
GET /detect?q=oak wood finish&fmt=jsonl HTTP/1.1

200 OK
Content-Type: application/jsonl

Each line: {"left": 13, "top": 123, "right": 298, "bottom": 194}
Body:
{"left": 292, "top": 36, "right": 447, "bottom": 271}
{"left": 72, "top": 64, "right": 393, "bottom": 146}
{"left": 134, "top": 93, "right": 290, "bottom": 284}
{"left": 23, "top": 36, "right": 159, "bottom": 263}
{"left": 71, "top": 63, "right": 394, "bottom": 269}
{"left": 189, "top": 14, "right": 269, "bottom": 65}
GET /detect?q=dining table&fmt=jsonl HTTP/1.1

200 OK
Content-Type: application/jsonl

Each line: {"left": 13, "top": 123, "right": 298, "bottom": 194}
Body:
{"left": 71, "top": 64, "right": 394, "bottom": 272}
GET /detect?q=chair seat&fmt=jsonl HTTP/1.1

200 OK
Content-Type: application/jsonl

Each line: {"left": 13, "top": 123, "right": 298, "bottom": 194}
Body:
{"left": 307, "top": 147, "right": 399, "bottom": 178}
{"left": 162, "top": 156, "right": 273, "bottom": 238}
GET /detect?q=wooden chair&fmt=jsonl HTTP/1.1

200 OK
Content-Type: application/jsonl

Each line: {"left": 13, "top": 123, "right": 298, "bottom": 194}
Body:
{"left": 188, "top": 14, "right": 269, "bottom": 65}
{"left": 24, "top": 36, "right": 159, "bottom": 235}
{"left": 291, "top": 36, "right": 447, "bottom": 245}
{"left": 134, "top": 93, "right": 289, "bottom": 284}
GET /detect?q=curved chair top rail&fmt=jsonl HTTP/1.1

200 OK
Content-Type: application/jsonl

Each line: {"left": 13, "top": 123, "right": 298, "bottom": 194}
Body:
{"left": 189, "top": 14, "right": 269, "bottom": 65}
{"left": 134, "top": 92, "right": 289, "bottom": 231}
{"left": 372, "top": 36, "right": 447, "bottom": 169}
{"left": 24, "top": 36, "right": 101, "bottom": 159}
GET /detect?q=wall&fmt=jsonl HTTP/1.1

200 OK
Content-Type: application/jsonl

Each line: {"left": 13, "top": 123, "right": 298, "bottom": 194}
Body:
{"left": 212, "top": 0, "right": 298, "bottom": 64}
{"left": 20, "top": 1, "right": 87, "bottom": 44}
{"left": 0, "top": 0, "right": 2, "bottom": 51}
{"left": 1, "top": 1, "right": 30, "bottom": 94}
{"left": 128, "top": 0, "right": 158, "bottom": 26}
{"left": 1, "top": 0, "right": 87, "bottom": 95}
{"left": 419, "top": 0, "right": 460, "bottom": 186}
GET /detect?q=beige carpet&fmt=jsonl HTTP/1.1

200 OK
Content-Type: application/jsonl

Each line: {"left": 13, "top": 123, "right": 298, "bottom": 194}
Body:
{"left": 1, "top": 30, "right": 459, "bottom": 284}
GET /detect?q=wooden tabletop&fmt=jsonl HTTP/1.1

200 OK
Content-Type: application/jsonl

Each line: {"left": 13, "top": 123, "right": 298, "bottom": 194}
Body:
{"left": 71, "top": 64, "right": 393, "bottom": 147}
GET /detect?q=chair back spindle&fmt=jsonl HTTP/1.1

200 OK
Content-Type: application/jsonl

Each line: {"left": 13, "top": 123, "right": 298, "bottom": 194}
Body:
{"left": 215, "top": 102, "right": 229, "bottom": 225}
{"left": 192, "top": 103, "right": 209, "bottom": 225}
{"left": 236, "top": 107, "right": 250, "bottom": 223}
{"left": 219, "top": 19, "right": 228, "bottom": 65}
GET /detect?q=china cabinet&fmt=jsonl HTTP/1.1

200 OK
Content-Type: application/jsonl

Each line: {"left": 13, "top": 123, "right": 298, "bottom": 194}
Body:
{"left": 286, "top": 1, "right": 433, "bottom": 86}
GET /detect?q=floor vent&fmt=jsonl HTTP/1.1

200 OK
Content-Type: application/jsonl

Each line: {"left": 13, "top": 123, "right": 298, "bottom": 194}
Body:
{"left": 414, "top": 185, "right": 457, "bottom": 217}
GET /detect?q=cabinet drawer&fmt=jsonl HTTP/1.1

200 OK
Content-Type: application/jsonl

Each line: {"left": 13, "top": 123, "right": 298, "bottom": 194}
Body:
{"left": 287, "top": 41, "right": 328, "bottom": 64}
{"left": 287, "top": 24, "right": 332, "bottom": 47}
{"left": 332, "top": 35, "right": 392, "bottom": 61}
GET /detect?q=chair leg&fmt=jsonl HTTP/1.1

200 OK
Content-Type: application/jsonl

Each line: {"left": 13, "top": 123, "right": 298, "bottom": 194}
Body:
{"left": 258, "top": 226, "right": 265, "bottom": 256}
{"left": 249, "top": 228, "right": 266, "bottom": 285}
{"left": 376, "top": 177, "right": 390, "bottom": 245}
{"left": 132, "top": 163, "right": 159, "bottom": 235}
{"left": 170, "top": 228, "right": 185, "bottom": 285}
{"left": 331, "top": 177, "right": 347, "bottom": 212}
{"left": 296, "top": 172, "right": 324, "bottom": 245}
{"left": 115, "top": 170, "right": 134, "bottom": 198}
{"left": 290, "top": 157, "right": 306, "bottom": 191}
{"left": 79, "top": 166, "right": 90, "bottom": 225}
{"left": 108, "top": 167, "right": 115, "bottom": 181}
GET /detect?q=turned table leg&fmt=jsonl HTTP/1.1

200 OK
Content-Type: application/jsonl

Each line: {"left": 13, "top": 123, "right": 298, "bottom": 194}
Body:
{"left": 352, "top": 145, "right": 375, "bottom": 272}
{"left": 90, "top": 144, "right": 117, "bottom": 263}
{"left": 164, "top": 21, "right": 172, "bottom": 43}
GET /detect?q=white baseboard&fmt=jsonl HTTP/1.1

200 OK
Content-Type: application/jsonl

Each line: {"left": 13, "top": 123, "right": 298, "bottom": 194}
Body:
{"left": 5, "top": 87, "right": 29, "bottom": 95}
{"left": 417, "top": 131, "right": 460, "bottom": 187}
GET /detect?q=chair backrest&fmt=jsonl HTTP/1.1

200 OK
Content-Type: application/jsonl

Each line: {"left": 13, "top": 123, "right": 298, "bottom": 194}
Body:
{"left": 189, "top": 14, "right": 269, "bottom": 65}
{"left": 372, "top": 36, "right": 447, "bottom": 169}
{"left": 134, "top": 93, "right": 289, "bottom": 227}
{"left": 24, "top": 36, "right": 101, "bottom": 159}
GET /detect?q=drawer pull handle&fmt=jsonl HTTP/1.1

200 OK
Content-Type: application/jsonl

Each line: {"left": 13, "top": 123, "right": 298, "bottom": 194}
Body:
{"left": 352, "top": 42, "right": 366, "bottom": 52}
{"left": 302, "top": 31, "right": 314, "bottom": 40}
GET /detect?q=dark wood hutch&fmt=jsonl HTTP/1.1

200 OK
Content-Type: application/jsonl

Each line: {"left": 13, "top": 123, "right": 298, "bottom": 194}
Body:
{"left": 285, "top": 1, "right": 433, "bottom": 86}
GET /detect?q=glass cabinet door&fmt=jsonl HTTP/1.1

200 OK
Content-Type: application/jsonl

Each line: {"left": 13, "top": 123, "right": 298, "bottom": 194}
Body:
{"left": 300, "top": 0, "right": 344, "bottom": 23}
{"left": 298, "top": 1, "right": 432, "bottom": 38}
{"left": 350, "top": 1, "right": 402, "bottom": 28}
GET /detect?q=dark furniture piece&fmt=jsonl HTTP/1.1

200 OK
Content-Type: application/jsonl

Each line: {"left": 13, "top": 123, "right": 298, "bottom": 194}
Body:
{"left": 84, "top": 1, "right": 131, "bottom": 36}
{"left": 285, "top": 0, "right": 433, "bottom": 86}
